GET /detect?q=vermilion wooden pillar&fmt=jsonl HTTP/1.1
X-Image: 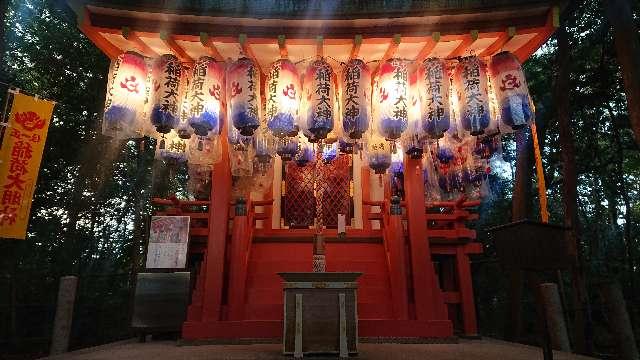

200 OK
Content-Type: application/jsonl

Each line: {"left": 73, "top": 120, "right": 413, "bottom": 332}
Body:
{"left": 227, "top": 199, "right": 251, "bottom": 320}
{"left": 201, "top": 118, "right": 232, "bottom": 322}
{"left": 403, "top": 156, "right": 448, "bottom": 321}
{"left": 387, "top": 197, "right": 409, "bottom": 319}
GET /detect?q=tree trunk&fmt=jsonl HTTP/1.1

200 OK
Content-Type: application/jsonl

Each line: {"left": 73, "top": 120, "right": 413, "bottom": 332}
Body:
{"left": 555, "top": 26, "right": 592, "bottom": 355}
{"left": 512, "top": 129, "right": 533, "bottom": 221}
{"left": 605, "top": 0, "right": 640, "bottom": 145}
{"left": 598, "top": 282, "right": 640, "bottom": 360}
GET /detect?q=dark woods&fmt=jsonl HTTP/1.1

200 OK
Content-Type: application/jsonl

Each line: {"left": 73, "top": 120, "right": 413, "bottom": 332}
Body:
{"left": 0, "top": 0, "right": 639, "bottom": 358}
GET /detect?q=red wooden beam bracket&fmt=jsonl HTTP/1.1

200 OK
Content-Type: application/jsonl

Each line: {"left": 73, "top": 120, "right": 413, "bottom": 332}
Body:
{"left": 514, "top": 6, "right": 559, "bottom": 62}
{"left": 77, "top": 11, "right": 121, "bottom": 59}
{"left": 278, "top": 34, "right": 288, "bottom": 59}
{"left": 447, "top": 30, "right": 478, "bottom": 59}
{"left": 479, "top": 27, "right": 515, "bottom": 58}
{"left": 373, "top": 34, "right": 401, "bottom": 76}
{"left": 199, "top": 32, "right": 225, "bottom": 62}
{"left": 160, "top": 30, "right": 193, "bottom": 62}
{"left": 122, "top": 27, "right": 158, "bottom": 57}
{"left": 414, "top": 32, "right": 440, "bottom": 64}
{"left": 349, "top": 35, "right": 363, "bottom": 60}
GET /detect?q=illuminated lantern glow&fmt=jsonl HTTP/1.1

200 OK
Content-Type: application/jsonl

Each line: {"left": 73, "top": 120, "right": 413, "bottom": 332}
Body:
{"left": 188, "top": 134, "right": 221, "bottom": 167}
{"left": 401, "top": 71, "right": 424, "bottom": 159}
{"left": 227, "top": 120, "right": 252, "bottom": 151}
{"left": 303, "top": 59, "right": 335, "bottom": 140}
{"left": 341, "top": 59, "right": 371, "bottom": 139}
{"left": 150, "top": 54, "right": 184, "bottom": 134}
{"left": 155, "top": 131, "right": 188, "bottom": 163}
{"left": 390, "top": 143, "right": 404, "bottom": 175}
{"left": 266, "top": 59, "right": 300, "bottom": 138}
{"left": 103, "top": 51, "right": 147, "bottom": 139}
{"left": 453, "top": 56, "right": 491, "bottom": 136}
{"left": 488, "top": 51, "right": 533, "bottom": 132}
{"left": 419, "top": 58, "right": 450, "bottom": 139}
{"left": 276, "top": 136, "right": 299, "bottom": 162}
{"left": 188, "top": 56, "right": 225, "bottom": 137}
{"left": 322, "top": 142, "right": 338, "bottom": 163}
{"left": 422, "top": 145, "right": 442, "bottom": 202}
{"left": 176, "top": 70, "right": 193, "bottom": 139}
{"left": 365, "top": 133, "right": 392, "bottom": 175}
{"left": 253, "top": 127, "right": 275, "bottom": 175}
{"left": 187, "top": 164, "right": 211, "bottom": 200}
{"left": 295, "top": 135, "right": 315, "bottom": 166}
{"left": 373, "top": 59, "right": 409, "bottom": 142}
{"left": 230, "top": 147, "right": 254, "bottom": 177}
{"left": 227, "top": 57, "right": 261, "bottom": 136}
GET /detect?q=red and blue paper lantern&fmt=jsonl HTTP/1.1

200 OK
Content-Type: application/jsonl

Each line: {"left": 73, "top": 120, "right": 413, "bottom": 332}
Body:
{"left": 488, "top": 51, "right": 533, "bottom": 132}
{"left": 227, "top": 57, "right": 261, "bottom": 136}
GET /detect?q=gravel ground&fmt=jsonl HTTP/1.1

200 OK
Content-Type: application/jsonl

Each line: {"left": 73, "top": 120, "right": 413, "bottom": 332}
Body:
{"left": 44, "top": 338, "right": 597, "bottom": 360}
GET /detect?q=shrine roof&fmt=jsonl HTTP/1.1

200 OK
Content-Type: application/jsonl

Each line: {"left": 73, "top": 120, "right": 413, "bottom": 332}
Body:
{"left": 68, "top": 0, "right": 561, "bottom": 73}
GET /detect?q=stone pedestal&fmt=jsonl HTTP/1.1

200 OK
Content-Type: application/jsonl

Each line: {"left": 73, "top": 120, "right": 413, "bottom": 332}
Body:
{"left": 278, "top": 272, "right": 362, "bottom": 358}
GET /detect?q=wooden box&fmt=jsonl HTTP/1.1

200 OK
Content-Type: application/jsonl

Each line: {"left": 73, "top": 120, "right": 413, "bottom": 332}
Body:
{"left": 488, "top": 220, "right": 574, "bottom": 271}
{"left": 278, "top": 272, "right": 362, "bottom": 358}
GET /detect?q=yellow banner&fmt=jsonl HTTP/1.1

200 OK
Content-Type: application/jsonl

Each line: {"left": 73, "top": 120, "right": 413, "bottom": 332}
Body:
{"left": 0, "top": 93, "right": 55, "bottom": 239}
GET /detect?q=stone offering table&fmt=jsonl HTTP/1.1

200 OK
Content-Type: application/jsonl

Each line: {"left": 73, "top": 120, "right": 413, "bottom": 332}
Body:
{"left": 278, "top": 272, "right": 362, "bottom": 358}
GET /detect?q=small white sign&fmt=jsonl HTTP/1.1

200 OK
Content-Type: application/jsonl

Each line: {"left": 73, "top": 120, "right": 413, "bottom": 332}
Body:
{"left": 338, "top": 214, "right": 346, "bottom": 235}
{"left": 145, "top": 216, "right": 190, "bottom": 269}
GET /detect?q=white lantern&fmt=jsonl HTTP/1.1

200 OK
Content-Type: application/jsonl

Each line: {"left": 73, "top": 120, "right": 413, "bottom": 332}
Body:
{"left": 419, "top": 58, "right": 450, "bottom": 139}
{"left": 227, "top": 57, "right": 261, "bottom": 136}
{"left": 102, "top": 51, "right": 147, "bottom": 139}
{"left": 400, "top": 71, "right": 424, "bottom": 159}
{"left": 187, "top": 56, "right": 225, "bottom": 138}
{"left": 303, "top": 58, "right": 335, "bottom": 140}
{"left": 453, "top": 56, "right": 491, "bottom": 136}
{"left": 341, "top": 59, "right": 371, "bottom": 140}
{"left": 488, "top": 51, "right": 533, "bottom": 132}
{"left": 373, "top": 59, "right": 408, "bottom": 143}
{"left": 150, "top": 54, "right": 184, "bottom": 134}
{"left": 266, "top": 59, "right": 300, "bottom": 138}
{"left": 155, "top": 131, "right": 188, "bottom": 163}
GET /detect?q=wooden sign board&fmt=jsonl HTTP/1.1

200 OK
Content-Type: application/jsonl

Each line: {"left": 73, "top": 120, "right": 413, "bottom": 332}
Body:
{"left": 145, "top": 216, "right": 190, "bottom": 269}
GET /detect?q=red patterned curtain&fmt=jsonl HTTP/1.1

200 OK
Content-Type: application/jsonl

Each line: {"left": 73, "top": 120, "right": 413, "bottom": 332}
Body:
{"left": 283, "top": 154, "right": 352, "bottom": 228}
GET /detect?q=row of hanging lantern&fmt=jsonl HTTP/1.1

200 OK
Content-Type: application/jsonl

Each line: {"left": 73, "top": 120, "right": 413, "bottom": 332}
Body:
{"left": 102, "top": 50, "right": 533, "bottom": 198}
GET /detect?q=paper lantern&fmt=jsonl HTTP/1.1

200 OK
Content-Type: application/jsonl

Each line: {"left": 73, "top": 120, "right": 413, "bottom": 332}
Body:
{"left": 453, "top": 56, "right": 491, "bottom": 136}
{"left": 230, "top": 147, "right": 254, "bottom": 177}
{"left": 227, "top": 116, "right": 252, "bottom": 151}
{"left": 188, "top": 134, "right": 221, "bottom": 167}
{"left": 227, "top": 57, "right": 261, "bottom": 136}
{"left": 254, "top": 127, "right": 275, "bottom": 175}
{"left": 341, "top": 59, "right": 371, "bottom": 139}
{"left": 390, "top": 143, "right": 404, "bottom": 175}
{"left": 295, "top": 135, "right": 315, "bottom": 166}
{"left": 422, "top": 145, "right": 442, "bottom": 202}
{"left": 155, "top": 131, "right": 188, "bottom": 163}
{"left": 488, "top": 51, "right": 533, "bottom": 132}
{"left": 188, "top": 56, "right": 225, "bottom": 137}
{"left": 176, "top": 70, "right": 194, "bottom": 139}
{"left": 322, "top": 142, "right": 338, "bottom": 163}
{"left": 419, "top": 58, "right": 450, "bottom": 139}
{"left": 373, "top": 59, "right": 409, "bottom": 142}
{"left": 187, "top": 164, "right": 212, "bottom": 200}
{"left": 103, "top": 51, "right": 147, "bottom": 139}
{"left": 365, "top": 133, "right": 392, "bottom": 175}
{"left": 276, "top": 136, "right": 299, "bottom": 162}
{"left": 266, "top": 59, "right": 300, "bottom": 138}
{"left": 150, "top": 54, "right": 184, "bottom": 134}
{"left": 303, "top": 59, "right": 335, "bottom": 140}
{"left": 401, "top": 71, "right": 424, "bottom": 159}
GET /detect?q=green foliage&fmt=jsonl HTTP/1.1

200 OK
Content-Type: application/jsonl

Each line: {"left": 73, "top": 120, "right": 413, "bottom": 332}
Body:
{"left": 0, "top": 0, "right": 639, "bottom": 356}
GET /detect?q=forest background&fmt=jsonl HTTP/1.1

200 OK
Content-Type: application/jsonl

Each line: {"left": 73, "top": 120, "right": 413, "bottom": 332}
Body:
{"left": 0, "top": 0, "right": 638, "bottom": 358}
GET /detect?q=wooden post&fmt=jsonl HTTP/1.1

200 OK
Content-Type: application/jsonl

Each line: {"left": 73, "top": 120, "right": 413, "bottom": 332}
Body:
{"left": 598, "top": 281, "right": 639, "bottom": 360}
{"left": 361, "top": 167, "right": 372, "bottom": 231}
{"left": 403, "top": 156, "right": 447, "bottom": 320}
{"left": 456, "top": 247, "right": 478, "bottom": 337}
{"left": 387, "top": 196, "right": 409, "bottom": 319}
{"left": 50, "top": 276, "right": 78, "bottom": 355}
{"left": 539, "top": 283, "right": 571, "bottom": 351}
{"left": 227, "top": 198, "right": 250, "bottom": 320}
{"left": 201, "top": 115, "right": 232, "bottom": 322}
